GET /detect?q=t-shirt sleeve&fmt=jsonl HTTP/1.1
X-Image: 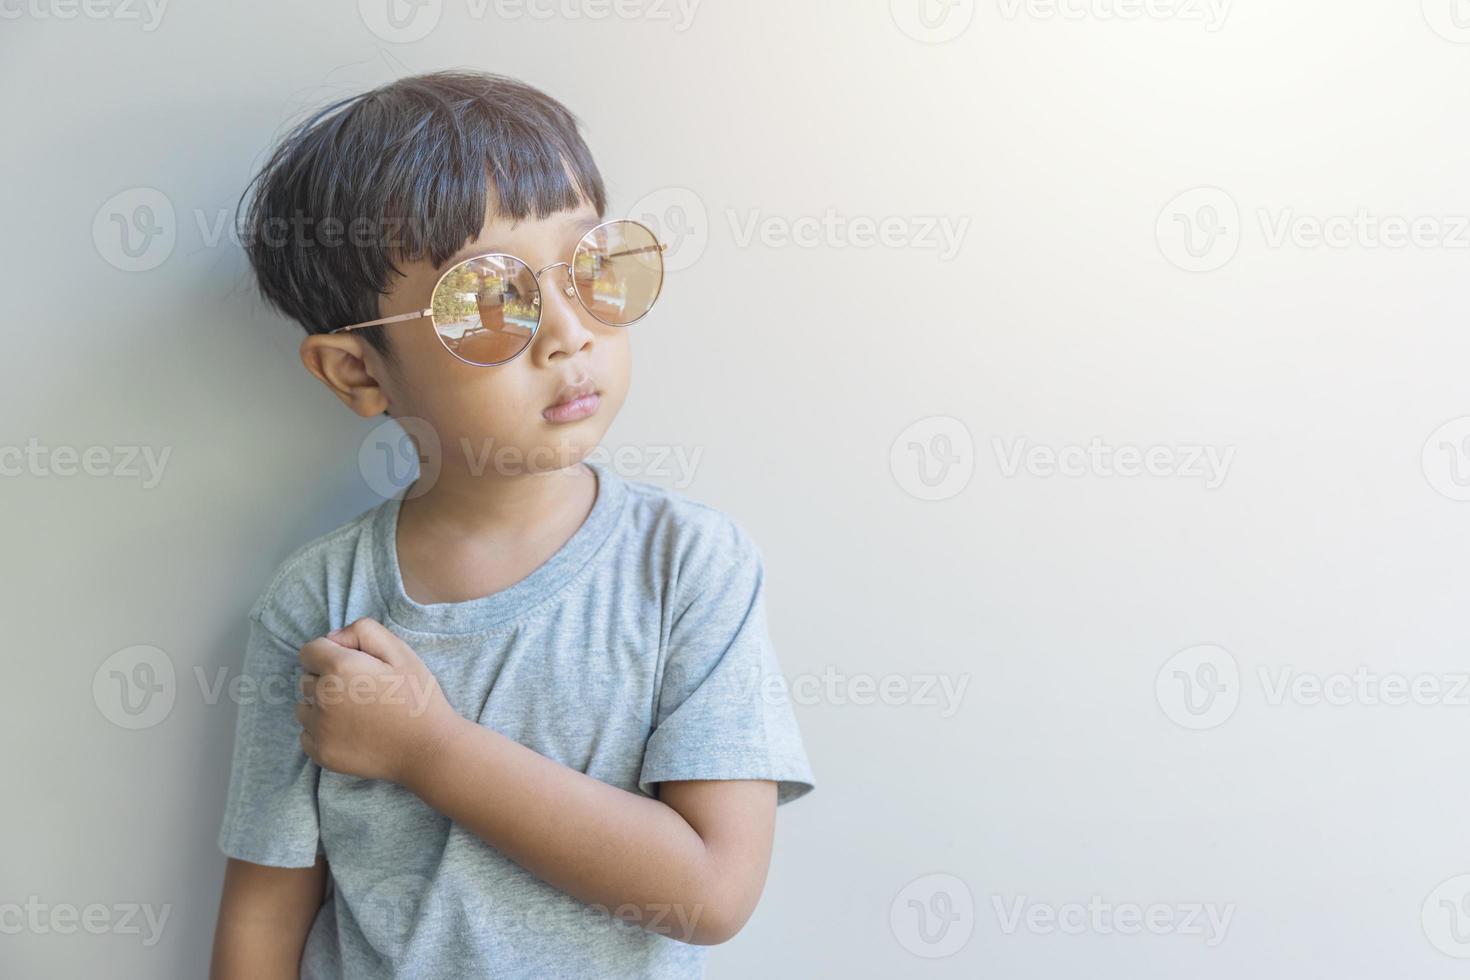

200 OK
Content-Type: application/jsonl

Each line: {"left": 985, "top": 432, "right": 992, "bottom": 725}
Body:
{"left": 216, "top": 597, "right": 323, "bottom": 868}
{"left": 639, "top": 518, "right": 815, "bottom": 805}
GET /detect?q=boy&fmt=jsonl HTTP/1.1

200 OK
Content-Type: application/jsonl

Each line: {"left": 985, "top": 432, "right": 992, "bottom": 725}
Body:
{"left": 210, "top": 70, "right": 814, "bottom": 979}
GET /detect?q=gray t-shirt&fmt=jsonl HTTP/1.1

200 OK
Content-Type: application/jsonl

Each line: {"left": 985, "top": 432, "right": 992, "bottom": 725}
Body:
{"left": 216, "top": 459, "right": 815, "bottom": 978}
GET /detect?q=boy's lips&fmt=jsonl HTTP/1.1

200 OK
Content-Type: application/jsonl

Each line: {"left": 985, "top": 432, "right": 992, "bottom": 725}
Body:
{"left": 543, "top": 379, "right": 600, "bottom": 423}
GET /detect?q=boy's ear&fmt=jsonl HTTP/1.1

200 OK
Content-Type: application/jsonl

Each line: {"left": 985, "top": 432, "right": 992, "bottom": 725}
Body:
{"left": 299, "top": 333, "right": 392, "bottom": 418}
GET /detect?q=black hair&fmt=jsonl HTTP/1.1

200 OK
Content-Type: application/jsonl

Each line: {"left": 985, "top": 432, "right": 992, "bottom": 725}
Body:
{"left": 236, "top": 69, "right": 608, "bottom": 357}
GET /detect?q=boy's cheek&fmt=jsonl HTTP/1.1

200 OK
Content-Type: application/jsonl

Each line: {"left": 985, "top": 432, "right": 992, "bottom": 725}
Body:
{"left": 371, "top": 338, "right": 631, "bottom": 468}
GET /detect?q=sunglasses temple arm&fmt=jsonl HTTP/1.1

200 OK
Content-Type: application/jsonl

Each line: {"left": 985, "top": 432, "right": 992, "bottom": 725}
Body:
{"left": 330, "top": 308, "right": 434, "bottom": 334}
{"left": 603, "top": 243, "right": 669, "bottom": 260}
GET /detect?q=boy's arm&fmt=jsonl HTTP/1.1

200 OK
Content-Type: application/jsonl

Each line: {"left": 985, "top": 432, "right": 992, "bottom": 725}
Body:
{"left": 296, "top": 618, "right": 779, "bottom": 946}
{"left": 210, "top": 855, "right": 327, "bottom": 979}
{"left": 407, "top": 720, "right": 777, "bottom": 946}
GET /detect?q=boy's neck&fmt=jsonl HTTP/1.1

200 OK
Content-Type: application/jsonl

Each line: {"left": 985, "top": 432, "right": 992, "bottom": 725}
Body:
{"left": 393, "top": 462, "right": 599, "bottom": 605}
{"left": 400, "top": 461, "right": 596, "bottom": 542}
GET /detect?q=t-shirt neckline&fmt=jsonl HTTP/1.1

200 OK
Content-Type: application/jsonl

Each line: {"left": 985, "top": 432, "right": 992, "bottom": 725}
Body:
{"left": 370, "top": 458, "right": 627, "bottom": 634}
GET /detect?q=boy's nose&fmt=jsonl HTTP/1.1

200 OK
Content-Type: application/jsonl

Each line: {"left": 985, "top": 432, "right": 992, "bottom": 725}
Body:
{"left": 531, "top": 263, "right": 594, "bottom": 359}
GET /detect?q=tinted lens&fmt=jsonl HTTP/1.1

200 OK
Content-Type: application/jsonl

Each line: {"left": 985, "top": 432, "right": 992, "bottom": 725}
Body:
{"left": 430, "top": 255, "right": 541, "bottom": 365}
{"left": 572, "top": 220, "right": 664, "bottom": 326}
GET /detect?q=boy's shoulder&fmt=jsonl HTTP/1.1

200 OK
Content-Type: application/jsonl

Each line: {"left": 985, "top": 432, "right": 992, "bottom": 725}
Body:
{"left": 613, "top": 468, "right": 766, "bottom": 597}
{"left": 247, "top": 499, "right": 385, "bottom": 645}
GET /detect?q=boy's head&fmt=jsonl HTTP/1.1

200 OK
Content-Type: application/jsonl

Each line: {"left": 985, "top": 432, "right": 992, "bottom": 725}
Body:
{"left": 238, "top": 70, "right": 632, "bottom": 477}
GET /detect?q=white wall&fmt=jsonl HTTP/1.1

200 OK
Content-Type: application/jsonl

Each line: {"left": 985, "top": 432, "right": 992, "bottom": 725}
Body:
{"left": 6, "top": 1, "right": 1470, "bottom": 976}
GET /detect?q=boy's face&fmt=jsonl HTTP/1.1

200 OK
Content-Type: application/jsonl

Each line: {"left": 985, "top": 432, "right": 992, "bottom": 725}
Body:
{"left": 304, "top": 186, "right": 630, "bottom": 478}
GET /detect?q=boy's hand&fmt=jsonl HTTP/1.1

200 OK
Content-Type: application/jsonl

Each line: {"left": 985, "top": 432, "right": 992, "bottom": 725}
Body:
{"left": 295, "top": 617, "right": 461, "bottom": 784}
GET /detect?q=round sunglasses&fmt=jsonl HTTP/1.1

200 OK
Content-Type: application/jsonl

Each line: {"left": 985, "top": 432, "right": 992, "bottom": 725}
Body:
{"left": 331, "top": 218, "right": 667, "bottom": 367}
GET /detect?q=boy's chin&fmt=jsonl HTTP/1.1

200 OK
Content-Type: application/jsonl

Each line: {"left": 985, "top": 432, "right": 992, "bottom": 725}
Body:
{"left": 461, "top": 435, "right": 601, "bottom": 478}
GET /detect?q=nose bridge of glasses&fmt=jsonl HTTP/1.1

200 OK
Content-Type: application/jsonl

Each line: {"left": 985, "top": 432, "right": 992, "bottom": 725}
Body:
{"left": 534, "top": 260, "right": 574, "bottom": 292}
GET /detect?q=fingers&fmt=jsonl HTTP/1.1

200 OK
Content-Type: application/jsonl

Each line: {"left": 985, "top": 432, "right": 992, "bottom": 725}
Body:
{"left": 324, "top": 623, "right": 358, "bottom": 650}
{"left": 327, "top": 616, "right": 403, "bottom": 666}
{"left": 298, "top": 728, "right": 319, "bottom": 764}
{"left": 298, "top": 670, "right": 318, "bottom": 705}
{"left": 299, "top": 636, "right": 344, "bottom": 676}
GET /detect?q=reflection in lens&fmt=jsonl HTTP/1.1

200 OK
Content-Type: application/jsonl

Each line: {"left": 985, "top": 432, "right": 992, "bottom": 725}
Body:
{"left": 430, "top": 255, "right": 540, "bottom": 365}
{"left": 572, "top": 221, "right": 664, "bottom": 326}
